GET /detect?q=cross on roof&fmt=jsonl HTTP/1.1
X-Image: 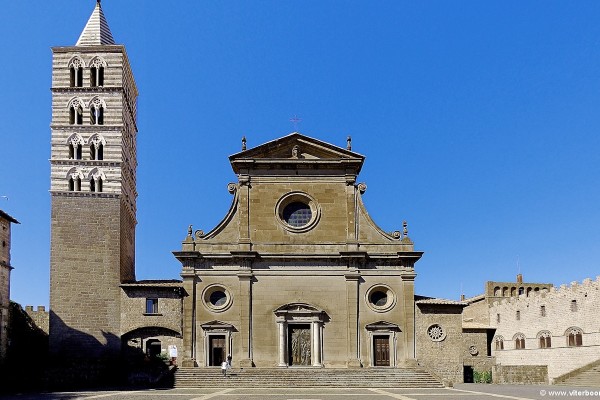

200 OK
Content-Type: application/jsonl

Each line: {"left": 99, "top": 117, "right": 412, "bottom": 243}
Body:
{"left": 290, "top": 115, "right": 302, "bottom": 131}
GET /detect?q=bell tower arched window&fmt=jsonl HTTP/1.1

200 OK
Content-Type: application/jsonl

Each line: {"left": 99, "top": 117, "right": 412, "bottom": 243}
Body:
{"left": 89, "top": 98, "right": 105, "bottom": 125}
{"left": 88, "top": 168, "right": 105, "bottom": 193}
{"left": 69, "top": 58, "right": 84, "bottom": 87}
{"left": 67, "top": 134, "right": 84, "bottom": 160}
{"left": 68, "top": 176, "right": 81, "bottom": 191}
{"left": 90, "top": 57, "right": 106, "bottom": 87}
{"left": 69, "top": 99, "right": 84, "bottom": 125}
{"left": 89, "top": 134, "right": 105, "bottom": 161}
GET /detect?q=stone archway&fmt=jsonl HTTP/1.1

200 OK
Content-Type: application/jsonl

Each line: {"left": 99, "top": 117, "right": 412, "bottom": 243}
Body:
{"left": 274, "top": 303, "right": 327, "bottom": 367}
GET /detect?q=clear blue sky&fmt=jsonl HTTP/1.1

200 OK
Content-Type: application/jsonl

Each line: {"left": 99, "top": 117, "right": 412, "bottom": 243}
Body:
{"left": 2, "top": 1, "right": 600, "bottom": 308}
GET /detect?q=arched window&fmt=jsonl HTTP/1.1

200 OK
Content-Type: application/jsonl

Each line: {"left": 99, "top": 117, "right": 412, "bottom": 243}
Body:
{"left": 514, "top": 333, "right": 525, "bottom": 350}
{"left": 493, "top": 286, "right": 501, "bottom": 296}
{"left": 518, "top": 287, "right": 524, "bottom": 295}
{"left": 510, "top": 287, "right": 516, "bottom": 297}
{"left": 71, "top": 177, "right": 81, "bottom": 192}
{"left": 566, "top": 327, "right": 583, "bottom": 347}
{"left": 90, "top": 57, "right": 106, "bottom": 87}
{"left": 89, "top": 98, "right": 105, "bottom": 125}
{"left": 89, "top": 134, "right": 105, "bottom": 160}
{"left": 67, "top": 168, "right": 83, "bottom": 192}
{"left": 502, "top": 287, "right": 508, "bottom": 297}
{"left": 68, "top": 99, "right": 84, "bottom": 125}
{"left": 494, "top": 336, "right": 504, "bottom": 351}
{"left": 69, "top": 58, "right": 84, "bottom": 87}
{"left": 538, "top": 331, "right": 551, "bottom": 348}
{"left": 67, "top": 134, "right": 84, "bottom": 160}
{"left": 526, "top": 287, "right": 532, "bottom": 297}
{"left": 88, "top": 168, "right": 105, "bottom": 193}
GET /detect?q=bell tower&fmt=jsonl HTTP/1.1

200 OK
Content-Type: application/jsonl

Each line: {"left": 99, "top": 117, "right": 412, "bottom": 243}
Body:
{"left": 49, "top": 1, "right": 138, "bottom": 360}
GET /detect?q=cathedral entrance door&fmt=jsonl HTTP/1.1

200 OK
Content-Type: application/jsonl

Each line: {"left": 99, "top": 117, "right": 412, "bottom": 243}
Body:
{"left": 209, "top": 335, "right": 226, "bottom": 366}
{"left": 373, "top": 335, "right": 390, "bottom": 366}
{"left": 288, "top": 324, "right": 311, "bottom": 366}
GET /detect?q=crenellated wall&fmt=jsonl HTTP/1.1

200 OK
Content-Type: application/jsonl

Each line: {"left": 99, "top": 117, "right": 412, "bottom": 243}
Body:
{"left": 491, "top": 276, "right": 600, "bottom": 382}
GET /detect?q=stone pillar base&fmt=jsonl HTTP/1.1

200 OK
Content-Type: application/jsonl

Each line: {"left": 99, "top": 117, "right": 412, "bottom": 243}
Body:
{"left": 347, "top": 359, "right": 363, "bottom": 368}
{"left": 239, "top": 358, "right": 254, "bottom": 368}
{"left": 182, "top": 358, "right": 196, "bottom": 367}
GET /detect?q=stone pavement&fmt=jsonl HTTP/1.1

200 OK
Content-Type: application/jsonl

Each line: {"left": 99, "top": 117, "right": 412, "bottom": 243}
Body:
{"left": 2, "top": 384, "right": 600, "bottom": 400}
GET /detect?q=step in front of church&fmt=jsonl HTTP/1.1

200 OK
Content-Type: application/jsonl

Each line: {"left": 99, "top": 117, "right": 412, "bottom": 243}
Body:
{"left": 174, "top": 367, "right": 444, "bottom": 388}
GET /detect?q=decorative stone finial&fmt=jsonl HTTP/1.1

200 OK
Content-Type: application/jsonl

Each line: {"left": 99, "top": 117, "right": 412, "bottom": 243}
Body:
{"left": 227, "top": 182, "right": 238, "bottom": 194}
{"left": 187, "top": 225, "right": 193, "bottom": 237}
{"left": 347, "top": 136, "right": 352, "bottom": 151}
{"left": 403, "top": 220, "right": 408, "bottom": 236}
{"left": 195, "top": 230, "right": 205, "bottom": 240}
{"left": 241, "top": 136, "right": 247, "bottom": 151}
{"left": 357, "top": 182, "right": 367, "bottom": 194}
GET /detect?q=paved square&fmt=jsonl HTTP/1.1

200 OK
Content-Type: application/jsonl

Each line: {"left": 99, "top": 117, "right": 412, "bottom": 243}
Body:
{"left": 2, "top": 385, "right": 600, "bottom": 400}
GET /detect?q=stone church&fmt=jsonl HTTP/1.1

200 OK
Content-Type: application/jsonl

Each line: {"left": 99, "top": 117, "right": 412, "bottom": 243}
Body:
{"left": 46, "top": 2, "right": 600, "bottom": 388}
{"left": 174, "top": 133, "right": 420, "bottom": 369}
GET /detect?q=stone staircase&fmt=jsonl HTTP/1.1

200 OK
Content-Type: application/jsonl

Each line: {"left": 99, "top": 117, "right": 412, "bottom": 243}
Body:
{"left": 554, "top": 359, "right": 600, "bottom": 388}
{"left": 174, "top": 367, "right": 444, "bottom": 388}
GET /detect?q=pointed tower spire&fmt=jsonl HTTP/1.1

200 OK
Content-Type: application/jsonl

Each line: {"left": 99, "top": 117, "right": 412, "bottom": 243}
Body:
{"left": 76, "top": 1, "right": 115, "bottom": 46}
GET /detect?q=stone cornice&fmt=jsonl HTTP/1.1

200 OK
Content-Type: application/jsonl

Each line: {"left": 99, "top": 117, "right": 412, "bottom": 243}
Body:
{"left": 52, "top": 44, "right": 126, "bottom": 53}
{"left": 50, "top": 124, "right": 123, "bottom": 132}
{"left": 50, "top": 190, "right": 119, "bottom": 199}
{"left": 51, "top": 87, "right": 123, "bottom": 93}
{"left": 50, "top": 159, "right": 121, "bottom": 167}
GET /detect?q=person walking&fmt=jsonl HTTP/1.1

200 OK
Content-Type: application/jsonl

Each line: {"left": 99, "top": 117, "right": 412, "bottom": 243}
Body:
{"left": 221, "top": 360, "right": 228, "bottom": 377}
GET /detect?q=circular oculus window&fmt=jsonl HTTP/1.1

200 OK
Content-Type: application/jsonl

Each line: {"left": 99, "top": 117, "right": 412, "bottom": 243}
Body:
{"left": 202, "top": 285, "right": 233, "bottom": 312}
{"left": 427, "top": 324, "right": 446, "bottom": 342}
{"left": 275, "top": 192, "right": 320, "bottom": 233}
{"left": 365, "top": 284, "right": 397, "bottom": 313}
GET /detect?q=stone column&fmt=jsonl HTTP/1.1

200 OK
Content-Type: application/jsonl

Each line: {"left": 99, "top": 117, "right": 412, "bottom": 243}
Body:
{"left": 238, "top": 270, "right": 254, "bottom": 367}
{"left": 277, "top": 319, "right": 287, "bottom": 367}
{"left": 401, "top": 272, "right": 417, "bottom": 364}
{"left": 312, "top": 320, "right": 322, "bottom": 367}
{"left": 181, "top": 268, "right": 197, "bottom": 367}
{"left": 345, "top": 271, "right": 362, "bottom": 367}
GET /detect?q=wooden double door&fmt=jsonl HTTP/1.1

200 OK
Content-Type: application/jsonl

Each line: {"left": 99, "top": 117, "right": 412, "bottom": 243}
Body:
{"left": 373, "top": 335, "right": 390, "bottom": 366}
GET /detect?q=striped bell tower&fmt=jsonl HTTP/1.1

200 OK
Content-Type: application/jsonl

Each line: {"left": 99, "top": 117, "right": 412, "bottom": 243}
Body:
{"left": 49, "top": 0, "right": 138, "bottom": 364}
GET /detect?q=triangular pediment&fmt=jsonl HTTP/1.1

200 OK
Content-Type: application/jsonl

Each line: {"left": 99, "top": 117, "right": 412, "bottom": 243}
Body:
{"left": 200, "top": 320, "right": 236, "bottom": 331}
{"left": 230, "top": 132, "right": 364, "bottom": 161}
{"left": 365, "top": 321, "right": 401, "bottom": 331}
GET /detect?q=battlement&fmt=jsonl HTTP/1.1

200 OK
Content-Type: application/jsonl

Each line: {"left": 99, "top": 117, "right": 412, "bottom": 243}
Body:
{"left": 25, "top": 305, "right": 49, "bottom": 334}
{"left": 491, "top": 276, "right": 600, "bottom": 309}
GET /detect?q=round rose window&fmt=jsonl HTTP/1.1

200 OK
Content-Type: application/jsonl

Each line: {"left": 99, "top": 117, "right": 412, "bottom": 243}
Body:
{"left": 282, "top": 202, "right": 312, "bottom": 227}
{"left": 202, "top": 285, "right": 233, "bottom": 312}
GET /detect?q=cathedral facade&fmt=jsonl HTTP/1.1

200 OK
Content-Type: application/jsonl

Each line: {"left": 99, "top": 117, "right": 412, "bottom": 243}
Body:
{"left": 174, "top": 134, "right": 421, "bottom": 369}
